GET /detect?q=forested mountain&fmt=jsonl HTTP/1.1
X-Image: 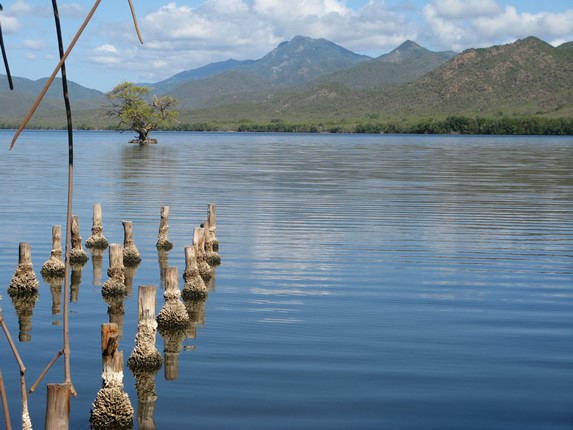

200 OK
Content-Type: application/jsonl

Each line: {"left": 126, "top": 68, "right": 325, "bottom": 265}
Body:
{"left": 1, "top": 35, "right": 572, "bottom": 132}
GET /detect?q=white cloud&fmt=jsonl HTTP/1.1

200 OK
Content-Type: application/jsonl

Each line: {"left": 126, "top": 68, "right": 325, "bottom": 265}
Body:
{"left": 431, "top": 0, "right": 501, "bottom": 19}
{"left": 423, "top": 2, "right": 573, "bottom": 50}
{"left": 0, "top": 15, "right": 21, "bottom": 32}
{"left": 22, "top": 39, "right": 46, "bottom": 50}
{"left": 5, "top": 0, "right": 34, "bottom": 16}
{"left": 96, "top": 44, "right": 118, "bottom": 54}
{"left": 106, "top": 0, "right": 418, "bottom": 82}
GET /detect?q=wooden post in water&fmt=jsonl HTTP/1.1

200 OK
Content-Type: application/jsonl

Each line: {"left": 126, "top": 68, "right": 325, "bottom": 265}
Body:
{"left": 194, "top": 227, "right": 213, "bottom": 282}
{"left": 157, "top": 267, "right": 189, "bottom": 381}
{"left": 9, "top": 242, "right": 39, "bottom": 294}
{"left": 85, "top": 203, "right": 108, "bottom": 250}
{"left": 122, "top": 221, "right": 141, "bottom": 267}
{"left": 89, "top": 323, "right": 133, "bottom": 430}
{"left": 41, "top": 225, "right": 65, "bottom": 278}
{"left": 182, "top": 246, "right": 207, "bottom": 300}
{"left": 156, "top": 206, "right": 173, "bottom": 250}
{"left": 45, "top": 383, "right": 71, "bottom": 430}
{"left": 69, "top": 215, "right": 88, "bottom": 265}
{"left": 128, "top": 286, "right": 162, "bottom": 371}
{"left": 102, "top": 244, "right": 126, "bottom": 297}
{"left": 207, "top": 203, "right": 219, "bottom": 251}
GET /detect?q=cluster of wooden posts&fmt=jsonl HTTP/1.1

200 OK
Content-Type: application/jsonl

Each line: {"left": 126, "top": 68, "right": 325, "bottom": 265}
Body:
{"left": 1, "top": 203, "right": 220, "bottom": 430}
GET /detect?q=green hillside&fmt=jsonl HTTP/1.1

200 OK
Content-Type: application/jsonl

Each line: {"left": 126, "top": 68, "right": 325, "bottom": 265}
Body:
{"left": 1, "top": 36, "right": 572, "bottom": 133}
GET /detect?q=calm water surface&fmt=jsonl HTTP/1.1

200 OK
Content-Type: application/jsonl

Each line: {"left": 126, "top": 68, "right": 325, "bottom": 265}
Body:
{"left": 0, "top": 130, "right": 572, "bottom": 429}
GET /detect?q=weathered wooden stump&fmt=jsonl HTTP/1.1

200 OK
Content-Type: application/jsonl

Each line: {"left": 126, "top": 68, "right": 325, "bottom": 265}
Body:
{"left": 70, "top": 215, "right": 88, "bottom": 265}
{"left": 90, "top": 323, "right": 134, "bottom": 430}
{"left": 182, "top": 246, "right": 207, "bottom": 300}
{"left": 128, "top": 286, "right": 163, "bottom": 371}
{"left": 207, "top": 203, "right": 219, "bottom": 252}
{"left": 157, "top": 267, "right": 189, "bottom": 329}
{"left": 194, "top": 227, "right": 213, "bottom": 282}
{"left": 157, "top": 267, "right": 188, "bottom": 381}
{"left": 41, "top": 225, "right": 65, "bottom": 278}
{"left": 45, "top": 383, "right": 71, "bottom": 430}
{"left": 155, "top": 206, "right": 173, "bottom": 251}
{"left": 9, "top": 242, "right": 39, "bottom": 294}
{"left": 102, "top": 244, "right": 127, "bottom": 297}
{"left": 122, "top": 221, "right": 141, "bottom": 267}
{"left": 203, "top": 219, "right": 221, "bottom": 266}
{"left": 86, "top": 203, "right": 109, "bottom": 250}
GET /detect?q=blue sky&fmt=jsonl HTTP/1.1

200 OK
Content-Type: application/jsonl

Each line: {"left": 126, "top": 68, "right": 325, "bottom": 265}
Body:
{"left": 1, "top": 0, "right": 572, "bottom": 92}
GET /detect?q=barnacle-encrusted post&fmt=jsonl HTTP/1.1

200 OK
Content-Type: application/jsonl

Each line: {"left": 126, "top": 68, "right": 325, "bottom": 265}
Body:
{"left": 182, "top": 246, "right": 207, "bottom": 300}
{"left": 70, "top": 215, "right": 88, "bottom": 265}
{"left": 90, "top": 323, "right": 134, "bottom": 430}
{"left": 194, "top": 227, "right": 213, "bottom": 282}
{"left": 128, "top": 286, "right": 162, "bottom": 371}
{"left": 129, "top": 286, "right": 161, "bottom": 430}
{"left": 207, "top": 203, "right": 219, "bottom": 251}
{"left": 157, "top": 267, "right": 189, "bottom": 330}
{"left": 157, "top": 267, "right": 189, "bottom": 381}
{"left": 155, "top": 206, "right": 173, "bottom": 250}
{"left": 9, "top": 242, "right": 39, "bottom": 295}
{"left": 86, "top": 203, "right": 108, "bottom": 250}
{"left": 42, "top": 225, "right": 65, "bottom": 278}
{"left": 203, "top": 219, "right": 221, "bottom": 267}
{"left": 102, "top": 244, "right": 126, "bottom": 298}
{"left": 9, "top": 243, "right": 40, "bottom": 341}
{"left": 122, "top": 221, "right": 141, "bottom": 267}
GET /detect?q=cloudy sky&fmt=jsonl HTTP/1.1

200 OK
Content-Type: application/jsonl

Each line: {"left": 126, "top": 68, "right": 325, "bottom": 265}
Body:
{"left": 1, "top": 0, "right": 572, "bottom": 92}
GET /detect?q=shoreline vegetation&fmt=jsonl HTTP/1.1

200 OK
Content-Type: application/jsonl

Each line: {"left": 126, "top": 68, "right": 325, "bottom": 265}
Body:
{"left": 2, "top": 115, "right": 572, "bottom": 135}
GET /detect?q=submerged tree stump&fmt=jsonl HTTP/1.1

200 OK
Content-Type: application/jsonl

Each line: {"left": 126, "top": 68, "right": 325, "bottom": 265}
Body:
{"left": 70, "top": 215, "right": 88, "bottom": 265}
{"left": 86, "top": 203, "right": 109, "bottom": 250}
{"left": 9, "top": 242, "right": 39, "bottom": 295}
{"left": 155, "top": 206, "right": 173, "bottom": 250}
{"left": 157, "top": 267, "right": 188, "bottom": 381}
{"left": 206, "top": 203, "right": 219, "bottom": 252}
{"left": 102, "top": 244, "right": 127, "bottom": 298}
{"left": 122, "top": 221, "right": 141, "bottom": 267}
{"left": 90, "top": 323, "right": 134, "bottom": 430}
{"left": 203, "top": 219, "right": 221, "bottom": 266}
{"left": 182, "top": 246, "right": 207, "bottom": 300}
{"left": 41, "top": 225, "right": 65, "bottom": 278}
{"left": 128, "top": 286, "right": 163, "bottom": 371}
{"left": 194, "top": 227, "right": 213, "bottom": 282}
{"left": 157, "top": 267, "right": 188, "bottom": 330}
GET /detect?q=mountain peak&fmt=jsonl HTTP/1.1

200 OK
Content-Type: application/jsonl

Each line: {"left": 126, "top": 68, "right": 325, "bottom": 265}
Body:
{"left": 396, "top": 40, "right": 423, "bottom": 51}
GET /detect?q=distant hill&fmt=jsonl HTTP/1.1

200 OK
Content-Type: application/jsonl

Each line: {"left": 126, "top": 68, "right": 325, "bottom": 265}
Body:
{"left": 1, "top": 35, "right": 572, "bottom": 130}
{"left": 234, "top": 35, "right": 371, "bottom": 86}
{"left": 315, "top": 40, "right": 456, "bottom": 89}
{"left": 145, "top": 59, "right": 255, "bottom": 94}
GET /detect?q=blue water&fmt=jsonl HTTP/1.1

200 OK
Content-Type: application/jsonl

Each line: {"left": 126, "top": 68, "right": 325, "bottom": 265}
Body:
{"left": 0, "top": 130, "right": 572, "bottom": 429}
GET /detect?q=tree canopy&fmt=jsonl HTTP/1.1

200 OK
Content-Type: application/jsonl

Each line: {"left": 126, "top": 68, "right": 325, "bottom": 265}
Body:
{"left": 106, "top": 82, "right": 179, "bottom": 144}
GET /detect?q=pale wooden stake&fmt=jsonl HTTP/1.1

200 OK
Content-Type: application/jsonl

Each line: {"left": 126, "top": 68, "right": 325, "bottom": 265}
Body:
{"left": 86, "top": 204, "right": 108, "bottom": 250}
{"left": 42, "top": 225, "right": 65, "bottom": 278}
{"left": 156, "top": 206, "right": 173, "bottom": 250}
{"left": 45, "top": 383, "right": 71, "bottom": 430}
{"left": 70, "top": 215, "right": 88, "bottom": 265}
{"left": 122, "top": 221, "right": 141, "bottom": 267}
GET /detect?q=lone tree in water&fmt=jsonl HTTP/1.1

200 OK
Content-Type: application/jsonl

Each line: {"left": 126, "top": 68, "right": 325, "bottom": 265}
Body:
{"left": 106, "top": 82, "right": 178, "bottom": 144}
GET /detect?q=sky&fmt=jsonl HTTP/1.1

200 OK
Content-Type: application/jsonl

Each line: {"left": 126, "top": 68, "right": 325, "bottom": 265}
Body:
{"left": 1, "top": 0, "right": 572, "bottom": 92}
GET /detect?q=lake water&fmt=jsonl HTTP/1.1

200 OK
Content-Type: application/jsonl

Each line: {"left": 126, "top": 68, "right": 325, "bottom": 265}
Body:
{"left": 0, "top": 130, "right": 572, "bottom": 429}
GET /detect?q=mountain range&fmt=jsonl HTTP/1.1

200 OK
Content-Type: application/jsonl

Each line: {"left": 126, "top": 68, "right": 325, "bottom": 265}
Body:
{"left": 0, "top": 35, "right": 571, "bottom": 129}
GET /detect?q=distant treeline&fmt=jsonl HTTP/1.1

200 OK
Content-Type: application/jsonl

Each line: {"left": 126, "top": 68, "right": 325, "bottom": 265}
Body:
{"left": 180, "top": 116, "right": 573, "bottom": 135}
{"left": 2, "top": 116, "right": 572, "bottom": 135}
